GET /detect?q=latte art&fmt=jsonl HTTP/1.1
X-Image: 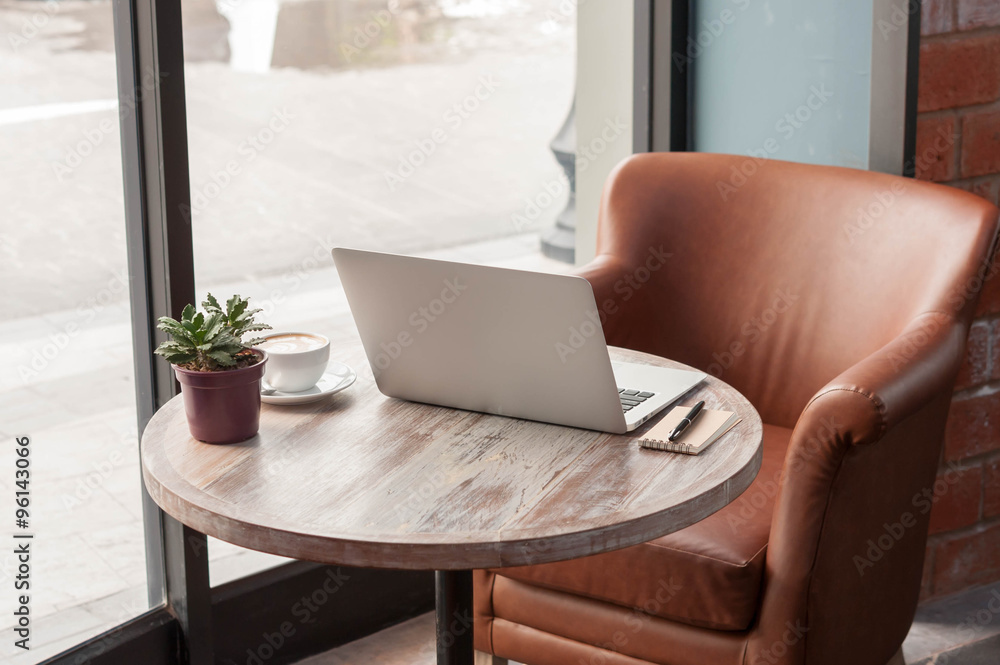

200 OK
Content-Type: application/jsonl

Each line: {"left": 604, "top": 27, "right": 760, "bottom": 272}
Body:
{"left": 259, "top": 334, "right": 326, "bottom": 354}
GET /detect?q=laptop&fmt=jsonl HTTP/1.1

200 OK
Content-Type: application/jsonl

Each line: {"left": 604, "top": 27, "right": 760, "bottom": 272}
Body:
{"left": 332, "top": 248, "right": 706, "bottom": 434}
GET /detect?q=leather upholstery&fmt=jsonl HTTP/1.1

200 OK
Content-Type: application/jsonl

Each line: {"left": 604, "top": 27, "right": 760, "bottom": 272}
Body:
{"left": 490, "top": 580, "right": 746, "bottom": 665}
{"left": 474, "top": 153, "right": 1000, "bottom": 665}
{"left": 498, "top": 424, "right": 792, "bottom": 632}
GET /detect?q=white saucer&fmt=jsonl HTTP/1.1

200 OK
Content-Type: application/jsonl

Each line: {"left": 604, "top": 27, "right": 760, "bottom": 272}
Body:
{"left": 260, "top": 361, "right": 356, "bottom": 405}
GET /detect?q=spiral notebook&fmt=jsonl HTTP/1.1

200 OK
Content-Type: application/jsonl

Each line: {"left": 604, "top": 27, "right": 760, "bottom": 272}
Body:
{"left": 639, "top": 405, "right": 741, "bottom": 455}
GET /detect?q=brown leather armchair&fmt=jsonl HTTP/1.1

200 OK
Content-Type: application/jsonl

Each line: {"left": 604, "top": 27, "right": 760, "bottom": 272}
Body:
{"left": 473, "top": 153, "right": 1000, "bottom": 665}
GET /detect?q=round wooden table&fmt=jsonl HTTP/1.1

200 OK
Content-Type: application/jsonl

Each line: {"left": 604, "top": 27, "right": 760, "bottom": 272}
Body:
{"left": 141, "top": 345, "right": 763, "bottom": 665}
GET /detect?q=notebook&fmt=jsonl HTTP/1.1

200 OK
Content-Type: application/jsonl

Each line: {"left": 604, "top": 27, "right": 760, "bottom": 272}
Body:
{"left": 638, "top": 405, "right": 741, "bottom": 455}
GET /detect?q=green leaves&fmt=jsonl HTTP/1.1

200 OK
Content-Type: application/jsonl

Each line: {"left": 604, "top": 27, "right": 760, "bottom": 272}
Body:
{"left": 152, "top": 340, "right": 197, "bottom": 366}
{"left": 205, "top": 350, "right": 237, "bottom": 367}
{"left": 203, "top": 293, "right": 222, "bottom": 313}
{"left": 227, "top": 295, "right": 248, "bottom": 323}
{"left": 210, "top": 294, "right": 267, "bottom": 344}
{"left": 154, "top": 293, "right": 272, "bottom": 371}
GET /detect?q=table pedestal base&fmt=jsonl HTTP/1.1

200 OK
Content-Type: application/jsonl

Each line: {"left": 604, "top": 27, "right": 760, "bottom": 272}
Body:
{"left": 436, "top": 570, "right": 474, "bottom": 665}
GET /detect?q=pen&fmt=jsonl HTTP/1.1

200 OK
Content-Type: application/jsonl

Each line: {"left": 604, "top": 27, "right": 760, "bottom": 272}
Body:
{"left": 668, "top": 401, "right": 705, "bottom": 442}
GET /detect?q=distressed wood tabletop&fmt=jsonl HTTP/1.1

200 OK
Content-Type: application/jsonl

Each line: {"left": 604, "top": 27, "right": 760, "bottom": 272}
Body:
{"left": 141, "top": 345, "right": 763, "bottom": 570}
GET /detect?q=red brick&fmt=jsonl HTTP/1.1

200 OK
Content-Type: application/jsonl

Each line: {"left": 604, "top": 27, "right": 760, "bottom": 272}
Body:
{"left": 993, "top": 320, "right": 1000, "bottom": 380}
{"left": 944, "top": 391, "right": 1000, "bottom": 459}
{"left": 915, "top": 115, "right": 957, "bottom": 181}
{"left": 975, "top": 255, "right": 1000, "bottom": 316}
{"left": 933, "top": 521, "right": 1000, "bottom": 595}
{"left": 958, "top": 0, "right": 1000, "bottom": 29}
{"left": 919, "top": 546, "right": 936, "bottom": 601}
{"left": 962, "top": 110, "right": 1000, "bottom": 178}
{"left": 929, "top": 464, "right": 983, "bottom": 534}
{"left": 986, "top": 457, "right": 1000, "bottom": 518}
{"left": 955, "top": 321, "right": 991, "bottom": 390}
{"left": 919, "top": 36, "right": 1000, "bottom": 112}
{"left": 925, "top": 0, "right": 954, "bottom": 34}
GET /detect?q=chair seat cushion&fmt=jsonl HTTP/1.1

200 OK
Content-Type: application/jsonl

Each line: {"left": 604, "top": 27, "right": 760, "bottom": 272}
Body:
{"left": 494, "top": 423, "right": 791, "bottom": 632}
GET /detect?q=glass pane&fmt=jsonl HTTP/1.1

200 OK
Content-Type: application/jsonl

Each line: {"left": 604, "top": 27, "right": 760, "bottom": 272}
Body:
{"left": 179, "top": 0, "right": 575, "bottom": 583}
{"left": 0, "top": 1, "right": 152, "bottom": 661}
{"left": 691, "top": 0, "right": 873, "bottom": 168}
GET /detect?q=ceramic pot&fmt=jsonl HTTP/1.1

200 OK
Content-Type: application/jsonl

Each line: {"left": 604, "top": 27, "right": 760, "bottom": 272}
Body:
{"left": 172, "top": 349, "right": 267, "bottom": 444}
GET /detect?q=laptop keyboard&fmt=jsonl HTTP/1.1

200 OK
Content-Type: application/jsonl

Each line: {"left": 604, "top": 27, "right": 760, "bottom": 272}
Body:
{"left": 619, "top": 388, "right": 655, "bottom": 413}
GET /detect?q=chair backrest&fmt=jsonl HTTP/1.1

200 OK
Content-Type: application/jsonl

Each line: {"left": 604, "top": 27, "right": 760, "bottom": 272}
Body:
{"left": 586, "top": 152, "right": 998, "bottom": 428}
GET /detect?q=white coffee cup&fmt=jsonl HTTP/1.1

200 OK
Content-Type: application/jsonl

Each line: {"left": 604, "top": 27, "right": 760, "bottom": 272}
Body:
{"left": 258, "top": 332, "right": 330, "bottom": 393}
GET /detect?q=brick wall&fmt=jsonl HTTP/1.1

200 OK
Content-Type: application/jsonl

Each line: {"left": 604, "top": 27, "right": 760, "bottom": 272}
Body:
{"left": 916, "top": 0, "right": 1000, "bottom": 601}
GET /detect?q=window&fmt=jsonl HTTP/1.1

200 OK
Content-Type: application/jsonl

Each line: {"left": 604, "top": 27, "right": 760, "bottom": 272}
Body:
{"left": 0, "top": 1, "right": 152, "bottom": 661}
{"left": 179, "top": 0, "right": 577, "bottom": 582}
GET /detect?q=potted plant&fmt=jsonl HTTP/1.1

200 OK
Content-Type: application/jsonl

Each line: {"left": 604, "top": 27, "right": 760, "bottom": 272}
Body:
{"left": 154, "top": 294, "right": 272, "bottom": 444}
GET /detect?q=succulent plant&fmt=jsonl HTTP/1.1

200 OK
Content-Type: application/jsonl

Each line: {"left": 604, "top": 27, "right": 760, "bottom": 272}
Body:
{"left": 154, "top": 294, "right": 272, "bottom": 371}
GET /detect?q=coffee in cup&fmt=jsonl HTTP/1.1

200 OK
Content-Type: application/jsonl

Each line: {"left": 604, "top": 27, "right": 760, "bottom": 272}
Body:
{"left": 258, "top": 332, "right": 331, "bottom": 393}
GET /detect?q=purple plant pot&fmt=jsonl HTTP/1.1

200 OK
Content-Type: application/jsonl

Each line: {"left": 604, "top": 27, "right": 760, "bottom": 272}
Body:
{"left": 172, "top": 349, "right": 268, "bottom": 444}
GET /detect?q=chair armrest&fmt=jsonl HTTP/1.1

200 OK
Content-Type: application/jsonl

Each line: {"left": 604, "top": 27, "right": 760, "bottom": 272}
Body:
{"left": 748, "top": 311, "right": 968, "bottom": 665}
{"left": 798, "top": 311, "right": 966, "bottom": 447}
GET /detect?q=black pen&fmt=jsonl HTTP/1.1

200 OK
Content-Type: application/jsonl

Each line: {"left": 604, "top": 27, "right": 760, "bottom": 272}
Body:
{"left": 668, "top": 401, "right": 705, "bottom": 442}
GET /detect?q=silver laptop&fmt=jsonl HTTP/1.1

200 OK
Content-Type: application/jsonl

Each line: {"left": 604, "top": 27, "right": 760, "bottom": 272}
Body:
{"left": 332, "top": 248, "right": 706, "bottom": 434}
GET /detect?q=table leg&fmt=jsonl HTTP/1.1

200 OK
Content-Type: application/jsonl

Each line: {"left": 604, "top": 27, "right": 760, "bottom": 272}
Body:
{"left": 436, "top": 570, "right": 474, "bottom": 665}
